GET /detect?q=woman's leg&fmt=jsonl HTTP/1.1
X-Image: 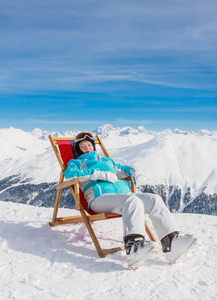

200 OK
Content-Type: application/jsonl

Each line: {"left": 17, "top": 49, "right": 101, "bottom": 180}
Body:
{"left": 90, "top": 192, "right": 178, "bottom": 240}
{"left": 136, "top": 193, "right": 179, "bottom": 240}
{"left": 91, "top": 193, "right": 195, "bottom": 265}
{"left": 90, "top": 193, "right": 146, "bottom": 237}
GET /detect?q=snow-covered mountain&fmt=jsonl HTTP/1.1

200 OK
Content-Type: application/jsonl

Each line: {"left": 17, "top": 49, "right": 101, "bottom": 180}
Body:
{"left": 0, "top": 125, "right": 217, "bottom": 215}
{"left": 0, "top": 201, "right": 216, "bottom": 299}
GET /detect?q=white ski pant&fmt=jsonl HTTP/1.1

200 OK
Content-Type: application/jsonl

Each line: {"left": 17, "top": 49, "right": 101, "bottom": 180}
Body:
{"left": 90, "top": 193, "right": 178, "bottom": 240}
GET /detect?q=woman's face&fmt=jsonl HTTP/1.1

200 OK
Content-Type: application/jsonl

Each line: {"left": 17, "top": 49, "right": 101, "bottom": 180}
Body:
{"left": 79, "top": 140, "right": 94, "bottom": 153}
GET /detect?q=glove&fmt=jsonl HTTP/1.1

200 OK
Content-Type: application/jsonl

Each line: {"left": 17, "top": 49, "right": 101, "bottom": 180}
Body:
{"left": 91, "top": 170, "right": 118, "bottom": 183}
{"left": 130, "top": 167, "right": 145, "bottom": 187}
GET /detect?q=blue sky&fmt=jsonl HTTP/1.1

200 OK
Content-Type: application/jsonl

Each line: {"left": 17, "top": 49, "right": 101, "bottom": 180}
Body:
{"left": 1, "top": 0, "right": 217, "bottom": 132}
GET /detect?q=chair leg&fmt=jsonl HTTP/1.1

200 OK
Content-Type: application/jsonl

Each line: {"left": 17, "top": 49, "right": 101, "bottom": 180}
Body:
{"left": 50, "top": 188, "right": 62, "bottom": 226}
{"left": 145, "top": 221, "right": 157, "bottom": 242}
{"left": 80, "top": 207, "right": 105, "bottom": 257}
{"left": 50, "top": 171, "right": 64, "bottom": 226}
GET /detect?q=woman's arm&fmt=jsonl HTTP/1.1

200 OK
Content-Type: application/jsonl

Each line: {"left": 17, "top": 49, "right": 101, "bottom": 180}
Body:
{"left": 110, "top": 158, "right": 132, "bottom": 179}
{"left": 64, "top": 159, "right": 94, "bottom": 182}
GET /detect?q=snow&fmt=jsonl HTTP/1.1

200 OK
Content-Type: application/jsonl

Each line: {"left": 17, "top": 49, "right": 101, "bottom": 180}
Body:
{"left": 112, "top": 133, "right": 217, "bottom": 198}
{"left": 0, "top": 201, "right": 216, "bottom": 300}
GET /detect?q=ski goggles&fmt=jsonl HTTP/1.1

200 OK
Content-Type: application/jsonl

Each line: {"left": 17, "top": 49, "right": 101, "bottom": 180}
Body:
{"left": 74, "top": 132, "right": 95, "bottom": 143}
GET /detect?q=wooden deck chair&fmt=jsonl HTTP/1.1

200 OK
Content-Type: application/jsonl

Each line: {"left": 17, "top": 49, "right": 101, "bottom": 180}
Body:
{"left": 49, "top": 134, "right": 156, "bottom": 258}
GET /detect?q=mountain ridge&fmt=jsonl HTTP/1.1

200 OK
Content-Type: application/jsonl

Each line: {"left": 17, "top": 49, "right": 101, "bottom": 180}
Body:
{"left": 0, "top": 125, "right": 217, "bottom": 215}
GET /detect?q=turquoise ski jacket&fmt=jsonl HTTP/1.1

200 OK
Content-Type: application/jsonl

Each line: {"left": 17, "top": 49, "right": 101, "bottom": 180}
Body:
{"left": 64, "top": 151, "right": 132, "bottom": 206}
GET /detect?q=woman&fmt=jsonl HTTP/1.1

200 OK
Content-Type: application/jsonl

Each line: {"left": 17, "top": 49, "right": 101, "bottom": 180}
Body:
{"left": 64, "top": 132, "right": 197, "bottom": 269}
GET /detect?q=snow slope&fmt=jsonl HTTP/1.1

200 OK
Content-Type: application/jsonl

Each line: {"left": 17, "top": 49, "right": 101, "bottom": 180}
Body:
{"left": 0, "top": 201, "right": 216, "bottom": 300}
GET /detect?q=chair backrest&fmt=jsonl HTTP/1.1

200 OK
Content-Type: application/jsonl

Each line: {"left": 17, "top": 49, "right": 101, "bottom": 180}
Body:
{"left": 56, "top": 139, "right": 75, "bottom": 168}
{"left": 49, "top": 135, "right": 108, "bottom": 215}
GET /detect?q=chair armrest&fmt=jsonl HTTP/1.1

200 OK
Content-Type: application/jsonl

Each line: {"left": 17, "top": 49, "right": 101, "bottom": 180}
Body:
{"left": 121, "top": 176, "right": 136, "bottom": 193}
{"left": 122, "top": 176, "right": 131, "bottom": 181}
{"left": 56, "top": 178, "right": 81, "bottom": 190}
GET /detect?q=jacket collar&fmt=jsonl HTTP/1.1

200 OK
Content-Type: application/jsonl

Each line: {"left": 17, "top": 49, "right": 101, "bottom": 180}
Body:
{"left": 78, "top": 151, "right": 98, "bottom": 160}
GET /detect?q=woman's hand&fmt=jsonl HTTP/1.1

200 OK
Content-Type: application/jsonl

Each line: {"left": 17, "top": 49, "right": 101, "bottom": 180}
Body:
{"left": 91, "top": 170, "right": 118, "bottom": 183}
{"left": 130, "top": 167, "right": 146, "bottom": 187}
